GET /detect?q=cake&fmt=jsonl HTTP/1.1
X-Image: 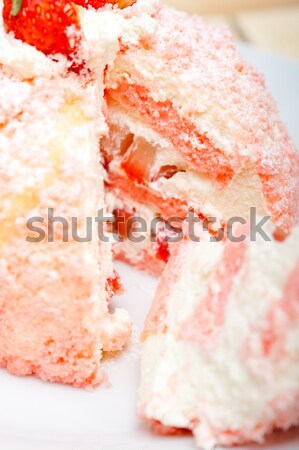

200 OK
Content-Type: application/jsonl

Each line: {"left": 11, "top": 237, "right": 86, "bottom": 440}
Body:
{"left": 1, "top": 0, "right": 299, "bottom": 446}
{"left": 139, "top": 222, "right": 299, "bottom": 448}
{"left": 103, "top": 3, "right": 299, "bottom": 275}
{"left": 0, "top": 0, "right": 134, "bottom": 387}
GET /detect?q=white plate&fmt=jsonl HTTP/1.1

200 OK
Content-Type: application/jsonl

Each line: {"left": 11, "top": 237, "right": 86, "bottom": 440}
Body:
{"left": 1, "top": 44, "right": 299, "bottom": 450}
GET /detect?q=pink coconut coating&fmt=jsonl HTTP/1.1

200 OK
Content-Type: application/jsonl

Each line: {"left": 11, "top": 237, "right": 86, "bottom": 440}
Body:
{"left": 107, "top": 4, "right": 299, "bottom": 231}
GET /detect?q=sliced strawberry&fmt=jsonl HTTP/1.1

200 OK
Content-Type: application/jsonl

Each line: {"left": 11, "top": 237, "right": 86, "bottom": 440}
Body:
{"left": 119, "top": 132, "right": 134, "bottom": 156}
{"left": 121, "top": 137, "right": 157, "bottom": 185}
{"left": 153, "top": 165, "right": 182, "bottom": 181}
{"left": 155, "top": 239, "right": 170, "bottom": 263}
{"left": 73, "top": 0, "right": 136, "bottom": 9}
{"left": 3, "top": 0, "right": 80, "bottom": 57}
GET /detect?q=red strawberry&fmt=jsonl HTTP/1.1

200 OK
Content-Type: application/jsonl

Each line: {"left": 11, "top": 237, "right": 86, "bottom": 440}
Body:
{"left": 155, "top": 239, "right": 170, "bottom": 263}
{"left": 273, "top": 227, "right": 289, "bottom": 242}
{"left": 73, "top": 0, "right": 136, "bottom": 9}
{"left": 153, "top": 165, "right": 181, "bottom": 182}
{"left": 121, "top": 137, "right": 157, "bottom": 185}
{"left": 3, "top": 0, "right": 80, "bottom": 57}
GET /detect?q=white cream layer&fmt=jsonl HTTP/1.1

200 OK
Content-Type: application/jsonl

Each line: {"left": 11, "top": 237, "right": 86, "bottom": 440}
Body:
{"left": 108, "top": 105, "right": 268, "bottom": 223}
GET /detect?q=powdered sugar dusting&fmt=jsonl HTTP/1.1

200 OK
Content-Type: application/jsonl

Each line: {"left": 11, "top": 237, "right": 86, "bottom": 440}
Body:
{"left": 108, "top": 3, "right": 298, "bottom": 230}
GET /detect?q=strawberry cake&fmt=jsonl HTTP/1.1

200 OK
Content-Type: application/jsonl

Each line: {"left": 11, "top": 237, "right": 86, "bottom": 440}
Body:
{"left": 0, "top": 0, "right": 299, "bottom": 447}
{"left": 103, "top": 3, "right": 299, "bottom": 274}
{"left": 139, "top": 222, "right": 299, "bottom": 448}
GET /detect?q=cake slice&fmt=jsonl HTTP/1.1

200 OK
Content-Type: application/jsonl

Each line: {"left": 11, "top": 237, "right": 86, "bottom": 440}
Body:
{"left": 139, "top": 222, "right": 299, "bottom": 448}
{"left": 0, "top": 0, "right": 161, "bottom": 389}
{"left": 0, "top": 0, "right": 160, "bottom": 387}
{"left": 0, "top": 68, "right": 133, "bottom": 388}
{"left": 0, "top": 0, "right": 137, "bottom": 388}
{"left": 103, "top": 3, "right": 299, "bottom": 274}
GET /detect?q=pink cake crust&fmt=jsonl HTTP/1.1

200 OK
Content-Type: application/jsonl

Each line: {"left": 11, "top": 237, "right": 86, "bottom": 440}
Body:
{"left": 107, "top": 172, "right": 189, "bottom": 219}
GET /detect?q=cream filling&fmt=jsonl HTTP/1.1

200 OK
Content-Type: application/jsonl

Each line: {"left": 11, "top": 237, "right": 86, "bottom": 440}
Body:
{"left": 77, "top": 0, "right": 157, "bottom": 75}
{"left": 150, "top": 169, "right": 268, "bottom": 223}
{"left": 107, "top": 106, "right": 268, "bottom": 223}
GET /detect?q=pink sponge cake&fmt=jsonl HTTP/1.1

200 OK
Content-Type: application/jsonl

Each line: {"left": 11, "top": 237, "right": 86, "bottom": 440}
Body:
{"left": 0, "top": 69, "right": 132, "bottom": 388}
{"left": 0, "top": 0, "right": 135, "bottom": 387}
{"left": 139, "top": 222, "right": 299, "bottom": 448}
{"left": 103, "top": 2, "right": 298, "bottom": 274}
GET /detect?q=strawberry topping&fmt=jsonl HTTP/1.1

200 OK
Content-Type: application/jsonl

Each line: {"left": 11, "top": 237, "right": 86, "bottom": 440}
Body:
{"left": 3, "top": 0, "right": 80, "bottom": 57}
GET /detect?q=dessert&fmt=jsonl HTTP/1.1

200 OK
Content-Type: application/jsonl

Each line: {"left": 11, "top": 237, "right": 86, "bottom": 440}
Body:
{"left": 139, "top": 222, "right": 299, "bottom": 448}
{"left": 0, "top": 0, "right": 134, "bottom": 387}
{"left": 103, "top": 3, "right": 299, "bottom": 274}
{"left": 0, "top": 0, "right": 298, "bottom": 447}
